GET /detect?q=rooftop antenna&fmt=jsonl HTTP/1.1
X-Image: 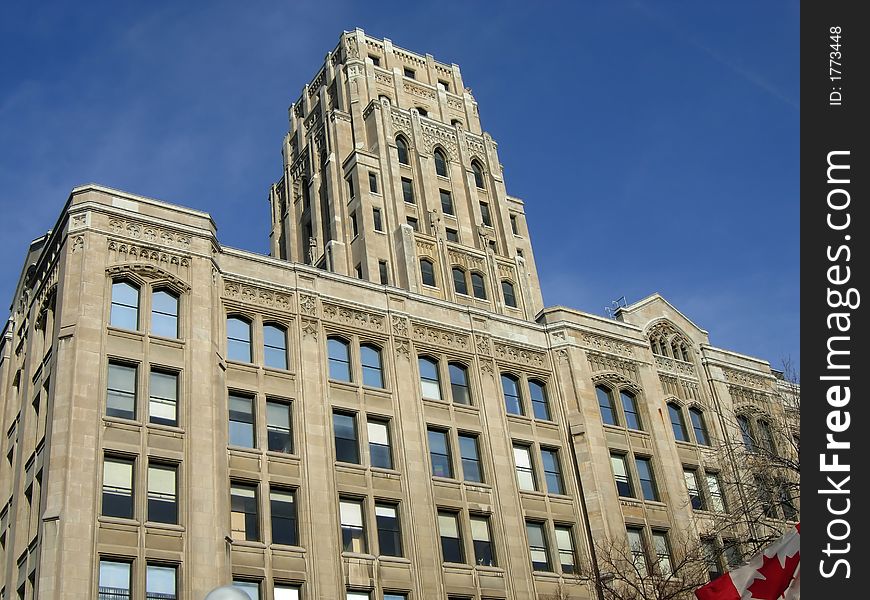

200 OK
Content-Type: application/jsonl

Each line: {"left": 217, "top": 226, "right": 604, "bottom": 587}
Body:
{"left": 604, "top": 295, "right": 627, "bottom": 319}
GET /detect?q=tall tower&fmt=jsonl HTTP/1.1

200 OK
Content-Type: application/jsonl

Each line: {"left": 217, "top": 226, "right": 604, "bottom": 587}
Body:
{"left": 268, "top": 29, "right": 544, "bottom": 319}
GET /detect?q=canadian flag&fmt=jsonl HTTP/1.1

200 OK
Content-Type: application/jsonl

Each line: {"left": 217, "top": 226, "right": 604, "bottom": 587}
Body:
{"left": 695, "top": 523, "right": 800, "bottom": 600}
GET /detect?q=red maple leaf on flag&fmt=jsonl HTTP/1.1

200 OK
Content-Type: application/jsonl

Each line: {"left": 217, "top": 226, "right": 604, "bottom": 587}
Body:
{"left": 746, "top": 550, "right": 800, "bottom": 599}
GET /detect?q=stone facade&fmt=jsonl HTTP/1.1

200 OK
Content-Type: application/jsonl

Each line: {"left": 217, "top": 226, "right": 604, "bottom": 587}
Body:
{"left": 0, "top": 30, "right": 797, "bottom": 600}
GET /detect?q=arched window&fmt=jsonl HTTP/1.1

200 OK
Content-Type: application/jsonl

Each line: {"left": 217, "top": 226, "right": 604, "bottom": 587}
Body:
{"left": 448, "top": 362, "right": 470, "bottom": 405}
{"left": 680, "top": 344, "right": 691, "bottom": 362}
{"left": 419, "top": 356, "right": 442, "bottom": 400}
{"left": 596, "top": 386, "right": 618, "bottom": 426}
{"left": 327, "top": 336, "right": 352, "bottom": 382}
{"left": 111, "top": 281, "right": 140, "bottom": 330}
{"left": 360, "top": 344, "right": 384, "bottom": 388}
{"left": 396, "top": 136, "right": 410, "bottom": 165}
{"left": 737, "top": 415, "right": 754, "bottom": 451}
{"left": 757, "top": 420, "right": 776, "bottom": 454}
{"left": 668, "top": 402, "right": 689, "bottom": 442}
{"left": 227, "top": 316, "right": 252, "bottom": 363}
{"left": 470, "top": 272, "right": 487, "bottom": 300}
{"left": 502, "top": 280, "right": 517, "bottom": 308}
{"left": 420, "top": 259, "right": 436, "bottom": 287}
{"left": 689, "top": 407, "right": 710, "bottom": 445}
{"left": 151, "top": 289, "right": 178, "bottom": 338}
{"left": 650, "top": 338, "right": 661, "bottom": 355}
{"left": 452, "top": 267, "right": 468, "bottom": 295}
{"left": 529, "top": 380, "right": 550, "bottom": 421}
{"left": 434, "top": 148, "right": 449, "bottom": 177}
{"left": 501, "top": 374, "right": 523, "bottom": 415}
{"left": 672, "top": 341, "right": 681, "bottom": 359}
{"left": 263, "top": 323, "right": 288, "bottom": 370}
{"left": 471, "top": 160, "right": 485, "bottom": 189}
{"left": 620, "top": 390, "right": 642, "bottom": 431}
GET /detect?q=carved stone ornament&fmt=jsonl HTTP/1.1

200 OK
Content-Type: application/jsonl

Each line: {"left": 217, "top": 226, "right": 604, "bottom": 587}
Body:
{"left": 581, "top": 333, "right": 634, "bottom": 358}
{"left": 392, "top": 315, "right": 409, "bottom": 337}
{"left": 493, "top": 341, "right": 547, "bottom": 369}
{"left": 301, "top": 319, "right": 318, "bottom": 340}
{"left": 395, "top": 339, "right": 410, "bottom": 360}
{"left": 412, "top": 323, "right": 470, "bottom": 351}
{"left": 299, "top": 294, "right": 318, "bottom": 317}
{"left": 108, "top": 239, "right": 190, "bottom": 271}
{"left": 724, "top": 368, "right": 770, "bottom": 390}
{"left": 586, "top": 351, "right": 639, "bottom": 383}
{"left": 106, "top": 264, "right": 191, "bottom": 293}
{"left": 108, "top": 218, "right": 192, "bottom": 250}
{"left": 71, "top": 236, "right": 84, "bottom": 253}
{"left": 475, "top": 334, "right": 491, "bottom": 356}
{"left": 322, "top": 302, "right": 386, "bottom": 332}
{"left": 224, "top": 280, "right": 293, "bottom": 312}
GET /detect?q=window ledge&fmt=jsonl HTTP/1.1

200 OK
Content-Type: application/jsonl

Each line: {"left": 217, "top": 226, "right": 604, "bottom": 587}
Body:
{"left": 265, "top": 450, "right": 301, "bottom": 462}
{"left": 505, "top": 413, "right": 532, "bottom": 424}
{"left": 361, "top": 384, "right": 391, "bottom": 395}
{"left": 228, "top": 445, "right": 261, "bottom": 456}
{"left": 532, "top": 570, "right": 561, "bottom": 579}
{"left": 463, "top": 482, "right": 492, "bottom": 493}
{"left": 229, "top": 539, "right": 266, "bottom": 549}
{"left": 519, "top": 489, "right": 547, "bottom": 499}
{"left": 441, "top": 562, "right": 473, "bottom": 571}
{"left": 341, "top": 552, "right": 377, "bottom": 561}
{"left": 146, "top": 423, "right": 185, "bottom": 436}
{"left": 376, "top": 555, "right": 411, "bottom": 565}
{"left": 327, "top": 378, "right": 357, "bottom": 390}
{"left": 371, "top": 467, "right": 402, "bottom": 477}
{"left": 643, "top": 499, "right": 667, "bottom": 508}
{"left": 452, "top": 403, "right": 479, "bottom": 414}
{"left": 148, "top": 334, "right": 184, "bottom": 347}
{"left": 270, "top": 543, "right": 306, "bottom": 553}
{"left": 145, "top": 522, "right": 184, "bottom": 533}
{"left": 474, "top": 564, "right": 504, "bottom": 574}
{"left": 420, "top": 283, "right": 440, "bottom": 291}
{"left": 264, "top": 366, "right": 294, "bottom": 377}
{"left": 107, "top": 326, "right": 145, "bottom": 339}
{"left": 103, "top": 416, "right": 142, "bottom": 429}
{"left": 335, "top": 461, "right": 366, "bottom": 471}
{"left": 226, "top": 360, "right": 258, "bottom": 373}
{"left": 431, "top": 476, "right": 461, "bottom": 486}
{"left": 98, "top": 516, "right": 140, "bottom": 527}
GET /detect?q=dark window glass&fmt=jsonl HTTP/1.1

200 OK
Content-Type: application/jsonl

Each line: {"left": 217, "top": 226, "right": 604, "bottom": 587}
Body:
{"left": 333, "top": 412, "right": 360, "bottom": 464}
{"left": 446, "top": 228, "right": 459, "bottom": 242}
{"left": 360, "top": 344, "right": 384, "bottom": 388}
{"left": 107, "top": 363, "right": 137, "bottom": 420}
{"left": 420, "top": 259, "right": 436, "bottom": 286}
{"left": 227, "top": 317, "right": 252, "bottom": 363}
{"left": 690, "top": 408, "right": 710, "bottom": 445}
{"left": 529, "top": 380, "right": 550, "bottom": 420}
{"left": 147, "top": 463, "right": 177, "bottom": 524}
{"left": 368, "top": 419, "right": 393, "bottom": 469}
{"left": 151, "top": 289, "right": 178, "bottom": 338}
{"left": 452, "top": 267, "right": 468, "bottom": 295}
{"left": 340, "top": 498, "right": 367, "bottom": 553}
{"left": 428, "top": 428, "right": 453, "bottom": 478}
{"left": 146, "top": 564, "right": 177, "bottom": 600}
{"left": 653, "top": 531, "right": 674, "bottom": 577}
{"left": 369, "top": 55, "right": 380, "bottom": 66}
{"left": 541, "top": 448, "right": 565, "bottom": 495}
{"left": 375, "top": 503, "right": 402, "bottom": 557}
{"left": 327, "top": 337, "right": 352, "bottom": 381}
{"left": 627, "top": 527, "right": 649, "bottom": 576}
{"left": 407, "top": 216, "right": 419, "bottom": 231}
{"left": 471, "top": 161, "right": 485, "bottom": 189}
{"left": 347, "top": 177, "right": 355, "bottom": 199}
{"left": 636, "top": 457, "right": 659, "bottom": 501}
{"left": 738, "top": 415, "right": 755, "bottom": 451}
{"left": 440, "top": 190, "right": 454, "bottom": 215}
{"left": 438, "top": 511, "right": 464, "bottom": 563}
{"left": 419, "top": 357, "right": 442, "bottom": 400}
{"left": 510, "top": 214, "right": 519, "bottom": 235}
{"left": 99, "top": 560, "right": 132, "bottom": 600}
{"left": 779, "top": 484, "right": 797, "bottom": 520}
{"left": 610, "top": 454, "right": 633, "bottom": 497}
{"left": 707, "top": 473, "right": 727, "bottom": 512}
{"left": 479, "top": 202, "right": 492, "bottom": 227}
{"left": 230, "top": 483, "right": 259, "bottom": 541}
{"left": 448, "top": 363, "right": 470, "bottom": 405}
{"left": 111, "top": 281, "right": 139, "bottom": 330}
{"left": 103, "top": 457, "right": 134, "bottom": 519}
{"left": 434, "top": 149, "right": 448, "bottom": 177}
{"left": 702, "top": 539, "right": 722, "bottom": 582}
{"left": 350, "top": 211, "right": 359, "bottom": 237}
{"left": 264, "top": 324, "right": 288, "bottom": 370}
{"left": 684, "top": 469, "right": 704, "bottom": 510}
{"left": 621, "top": 390, "right": 641, "bottom": 430}
{"left": 149, "top": 370, "right": 177, "bottom": 427}
{"left": 270, "top": 488, "right": 297, "bottom": 546}
{"left": 501, "top": 374, "right": 523, "bottom": 415}
{"left": 397, "top": 137, "right": 410, "bottom": 165}
{"left": 471, "top": 515, "right": 495, "bottom": 566}
{"left": 668, "top": 403, "right": 689, "bottom": 442}
{"left": 471, "top": 272, "right": 487, "bottom": 299}
{"left": 369, "top": 172, "right": 378, "bottom": 193}
{"left": 373, "top": 208, "right": 383, "bottom": 232}
{"left": 267, "top": 400, "right": 293, "bottom": 453}
{"left": 458, "top": 433, "right": 482, "bottom": 483}
{"left": 228, "top": 394, "right": 255, "bottom": 448}
{"left": 403, "top": 67, "right": 415, "bottom": 79}
{"left": 555, "top": 526, "right": 577, "bottom": 574}
{"left": 526, "top": 521, "right": 552, "bottom": 571}
{"left": 401, "top": 177, "right": 414, "bottom": 203}
{"left": 758, "top": 420, "right": 776, "bottom": 454}
{"left": 501, "top": 281, "right": 517, "bottom": 308}
{"left": 354, "top": 263, "right": 363, "bottom": 279}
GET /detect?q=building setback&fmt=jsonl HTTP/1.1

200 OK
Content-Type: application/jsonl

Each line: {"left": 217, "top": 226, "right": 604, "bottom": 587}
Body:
{"left": 0, "top": 29, "right": 797, "bottom": 600}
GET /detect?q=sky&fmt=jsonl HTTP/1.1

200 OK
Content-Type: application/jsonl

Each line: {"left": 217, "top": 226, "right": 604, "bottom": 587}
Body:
{"left": 0, "top": 0, "right": 800, "bottom": 373}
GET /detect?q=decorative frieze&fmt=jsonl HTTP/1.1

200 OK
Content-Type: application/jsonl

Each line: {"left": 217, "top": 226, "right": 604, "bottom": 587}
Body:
{"left": 475, "top": 334, "right": 491, "bottom": 356}
{"left": 108, "top": 218, "right": 193, "bottom": 250}
{"left": 420, "top": 121, "right": 458, "bottom": 160}
{"left": 581, "top": 333, "right": 634, "bottom": 358}
{"left": 395, "top": 339, "right": 410, "bottom": 360}
{"left": 411, "top": 323, "right": 470, "bottom": 351}
{"left": 322, "top": 302, "right": 386, "bottom": 332}
{"left": 586, "top": 351, "right": 638, "bottom": 382}
{"left": 446, "top": 95, "right": 464, "bottom": 111}
{"left": 724, "top": 368, "right": 770, "bottom": 390}
{"left": 415, "top": 238, "right": 436, "bottom": 258}
{"left": 496, "top": 262, "right": 515, "bottom": 281}
{"left": 728, "top": 385, "right": 770, "bottom": 407}
{"left": 107, "top": 239, "right": 190, "bottom": 271}
{"left": 224, "top": 280, "right": 293, "bottom": 312}
{"left": 654, "top": 355, "right": 697, "bottom": 378}
{"left": 447, "top": 249, "right": 485, "bottom": 272}
{"left": 299, "top": 294, "right": 317, "bottom": 317}
{"left": 391, "top": 111, "right": 412, "bottom": 137}
{"left": 465, "top": 133, "right": 486, "bottom": 157}
{"left": 494, "top": 341, "right": 547, "bottom": 369}
{"left": 301, "top": 319, "right": 318, "bottom": 340}
{"left": 392, "top": 315, "right": 409, "bottom": 337}
{"left": 107, "top": 264, "right": 191, "bottom": 293}
{"left": 374, "top": 69, "right": 393, "bottom": 87}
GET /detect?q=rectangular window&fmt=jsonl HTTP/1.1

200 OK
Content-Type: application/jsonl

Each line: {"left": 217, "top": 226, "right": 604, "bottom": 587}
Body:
{"left": 635, "top": 457, "right": 659, "bottom": 501}
{"left": 458, "top": 433, "right": 482, "bottom": 483}
{"left": 706, "top": 473, "right": 726, "bottom": 512}
{"left": 151, "top": 289, "right": 179, "bottom": 339}
{"left": 355, "top": 263, "right": 363, "bottom": 279}
{"left": 541, "top": 448, "right": 565, "bottom": 495}
{"left": 470, "top": 514, "right": 495, "bottom": 566}
{"left": 446, "top": 228, "right": 459, "bottom": 242}
{"left": 351, "top": 211, "right": 359, "bottom": 237}
{"left": 369, "top": 55, "right": 380, "bottom": 66}
{"left": 340, "top": 498, "right": 367, "bottom": 553}
{"left": 99, "top": 560, "right": 131, "bottom": 599}
{"left": 652, "top": 531, "right": 673, "bottom": 577}
{"left": 383, "top": 595, "right": 407, "bottom": 600}
{"left": 406, "top": 216, "right": 418, "bottom": 231}
{"left": 110, "top": 281, "right": 139, "bottom": 330}
{"left": 513, "top": 444, "right": 537, "bottom": 491}
{"left": 275, "top": 585, "right": 301, "bottom": 600}
{"left": 702, "top": 539, "right": 722, "bottom": 581}
{"left": 555, "top": 525, "right": 577, "bottom": 574}
{"left": 403, "top": 67, "right": 415, "bottom": 79}
{"left": 627, "top": 527, "right": 649, "bottom": 576}
{"left": 147, "top": 463, "right": 178, "bottom": 524}
{"left": 233, "top": 581, "right": 260, "bottom": 600}
{"left": 230, "top": 482, "right": 259, "bottom": 541}
{"left": 228, "top": 393, "right": 255, "bottom": 448}
{"left": 685, "top": 468, "right": 704, "bottom": 510}
{"left": 146, "top": 564, "right": 177, "bottom": 600}
{"left": 379, "top": 260, "right": 389, "bottom": 285}
{"left": 107, "top": 362, "right": 137, "bottom": 420}
{"left": 267, "top": 399, "right": 293, "bottom": 454}
{"left": 610, "top": 454, "right": 633, "bottom": 498}
{"left": 438, "top": 79, "right": 450, "bottom": 92}
{"left": 369, "top": 172, "right": 379, "bottom": 193}
{"left": 270, "top": 488, "right": 298, "bottom": 546}
{"left": 375, "top": 502, "right": 402, "bottom": 557}
{"left": 526, "top": 521, "right": 552, "bottom": 571}
{"left": 401, "top": 178, "right": 414, "bottom": 204}
{"left": 333, "top": 411, "right": 360, "bottom": 464}
{"left": 428, "top": 428, "right": 453, "bottom": 478}
{"left": 263, "top": 324, "right": 288, "bottom": 370}
{"left": 149, "top": 369, "right": 177, "bottom": 427}
{"left": 347, "top": 593, "right": 369, "bottom": 600}
{"left": 479, "top": 202, "right": 492, "bottom": 227}
{"left": 103, "top": 456, "right": 134, "bottom": 519}
{"left": 373, "top": 208, "right": 383, "bottom": 231}
{"left": 368, "top": 419, "right": 393, "bottom": 469}
{"left": 510, "top": 213, "right": 519, "bottom": 235}
{"left": 347, "top": 177, "right": 356, "bottom": 199}
{"left": 438, "top": 511, "right": 464, "bottom": 563}
{"left": 440, "top": 190, "right": 454, "bottom": 215}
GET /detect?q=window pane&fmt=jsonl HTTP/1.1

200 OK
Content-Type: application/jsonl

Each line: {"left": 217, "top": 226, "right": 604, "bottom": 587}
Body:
{"left": 435, "top": 150, "right": 448, "bottom": 177}
{"left": 668, "top": 403, "right": 688, "bottom": 442}
{"left": 340, "top": 499, "right": 367, "bottom": 553}
{"left": 479, "top": 202, "right": 492, "bottom": 227}
{"left": 231, "top": 483, "right": 259, "bottom": 541}
{"left": 103, "top": 458, "right": 134, "bottom": 519}
{"left": 689, "top": 408, "right": 710, "bottom": 445}
{"left": 146, "top": 565, "right": 176, "bottom": 599}
{"left": 420, "top": 259, "right": 436, "bottom": 286}
{"left": 471, "top": 515, "right": 495, "bottom": 566}
{"left": 275, "top": 586, "right": 300, "bottom": 600}
{"left": 636, "top": 457, "right": 659, "bottom": 501}
{"left": 449, "top": 363, "right": 470, "bottom": 405}
{"left": 360, "top": 345, "right": 384, "bottom": 388}
{"left": 428, "top": 429, "right": 453, "bottom": 478}
{"left": 555, "top": 526, "right": 576, "bottom": 574}
{"left": 621, "top": 391, "right": 641, "bottom": 430}
{"left": 375, "top": 503, "right": 402, "bottom": 557}
{"left": 458, "top": 434, "right": 482, "bottom": 483}
{"left": 438, "top": 512, "right": 464, "bottom": 563}
{"left": 151, "top": 290, "right": 178, "bottom": 338}
{"left": 452, "top": 267, "right": 467, "bottom": 295}
{"left": 368, "top": 420, "right": 393, "bottom": 469}
{"left": 529, "top": 381, "right": 550, "bottom": 420}
{"left": 149, "top": 370, "right": 177, "bottom": 427}
{"left": 99, "top": 560, "right": 131, "bottom": 598}
{"left": 685, "top": 469, "right": 704, "bottom": 510}
{"left": 541, "top": 449, "right": 565, "bottom": 495}
{"left": 267, "top": 400, "right": 293, "bottom": 453}
{"left": 271, "top": 489, "right": 298, "bottom": 546}
{"left": 610, "top": 454, "right": 633, "bottom": 498}
{"left": 148, "top": 464, "right": 177, "bottom": 524}
{"left": 419, "top": 357, "right": 442, "bottom": 400}
{"left": 227, "top": 317, "right": 252, "bottom": 362}
{"left": 108, "top": 363, "right": 137, "bottom": 420}
{"left": 233, "top": 581, "right": 260, "bottom": 600}
{"left": 653, "top": 531, "right": 673, "bottom": 577}
{"left": 513, "top": 445, "right": 536, "bottom": 491}
{"left": 501, "top": 281, "right": 517, "bottom": 308}
{"left": 333, "top": 412, "right": 359, "bottom": 464}
{"left": 627, "top": 528, "right": 648, "bottom": 576}
{"left": 738, "top": 416, "right": 755, "bottom": 451}
{"left": 501, "top": 375, "right": 522, "bottom": 415}
{"left": 706, "top": 473, "right": 726, "bottom": 512}
{"left": 596, "top": 386, "right": 617, "bottom": 426}
{"left": 229, "top": 394, "right": 255, "bottom": 448}
{"left": 471, "top": 272, "right": 487, "bottom": 300}
{"left": 328, "top": 338, "right": 352, "bottom": 381}
{"left": 264, "top": 325, "right": 288, "bottom": 370}
{"left": 401, "top": 178, "right": 414, "bottom": 203}
{"left": 397, "top": 137, "right": 409, "bottom": 164}
{"left": 526, "top": 522, "right": 551, "bottom": 571}
{"left": 440, "top": 190, "right": 453, "bottom": 215}
{"left": 111, "top": 281, "right": 139, "bottom": 330}
{"left": 347, "top": 593, "right": 369, "bottom": 600}
{"left": 472, "top": 162, "right": 485, "bottom": 189}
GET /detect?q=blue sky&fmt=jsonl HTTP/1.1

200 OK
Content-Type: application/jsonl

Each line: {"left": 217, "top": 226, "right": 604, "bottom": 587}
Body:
{"left": 0, "top": 1, "right": 799, "bottom": 373}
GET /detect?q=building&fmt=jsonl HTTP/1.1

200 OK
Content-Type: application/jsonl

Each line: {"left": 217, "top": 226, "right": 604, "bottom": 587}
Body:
{"left": 0, "top": 29, "right": 798, "bottom": 600}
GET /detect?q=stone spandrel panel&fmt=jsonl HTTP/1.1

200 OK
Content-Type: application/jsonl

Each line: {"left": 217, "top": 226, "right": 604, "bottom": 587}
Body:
{"left": 223, "top": 278, "right": 294, "bottom": 314}
{"left": 586, "top": 350, "right": 640, "bottom": 383}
